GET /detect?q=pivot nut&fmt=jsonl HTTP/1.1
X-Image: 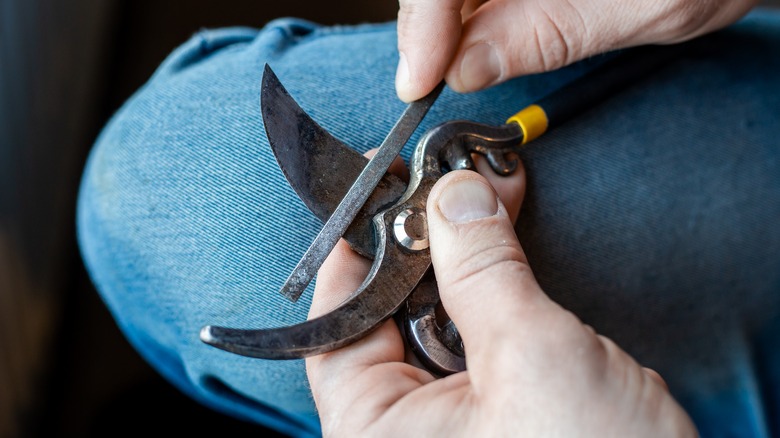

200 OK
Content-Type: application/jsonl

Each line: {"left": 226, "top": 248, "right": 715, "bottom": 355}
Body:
{"left": 393, "top": 209, "right": 429, "bottom": 251}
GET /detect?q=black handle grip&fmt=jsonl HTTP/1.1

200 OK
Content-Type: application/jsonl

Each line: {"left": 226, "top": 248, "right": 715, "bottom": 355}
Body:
{"left": 538, "top": 43, "right": 689, "bottom": 130}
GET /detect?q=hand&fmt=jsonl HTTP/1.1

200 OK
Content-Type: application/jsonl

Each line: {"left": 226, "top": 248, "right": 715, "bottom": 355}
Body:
{"left": 395, "top": 0, "right": 757, "bottom": 101}
{"left": 305, "top": 160, "right": 696, "bottom": 436}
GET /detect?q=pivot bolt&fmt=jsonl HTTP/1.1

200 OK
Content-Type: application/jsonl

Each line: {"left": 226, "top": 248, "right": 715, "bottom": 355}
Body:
{"left": 393, "top": 208, "right": 429, "bottom": 251}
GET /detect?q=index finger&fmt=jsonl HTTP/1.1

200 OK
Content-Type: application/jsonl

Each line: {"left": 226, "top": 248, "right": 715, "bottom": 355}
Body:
{"left": 396, "top": 0, "right": 465, "bottom": 102}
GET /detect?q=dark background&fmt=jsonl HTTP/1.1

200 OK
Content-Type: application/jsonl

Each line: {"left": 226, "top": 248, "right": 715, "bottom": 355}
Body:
{"left": 2, "top": 1, "right": 779, "bottom": 437}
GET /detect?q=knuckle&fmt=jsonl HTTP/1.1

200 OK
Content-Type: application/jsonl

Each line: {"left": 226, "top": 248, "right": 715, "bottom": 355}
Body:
{"left": 397, "top": 0, "right": 462, "bottom": 47}
{"left": 397, "top": 0, "right": 417, "bottom": 22}
{"left": 658, "top": 0, "right": 712, "bottom": 37}
{"left": 442, "top": 242, "right": 530, "bottom": 291}
{"left": 397, "top": 0, "right": 425, "bottom": 41}
{"left": 521, "top": 6, "right": 578, "bottom": 72}
{"left": 397, "top": 0, "right": 416, "bottom": 12}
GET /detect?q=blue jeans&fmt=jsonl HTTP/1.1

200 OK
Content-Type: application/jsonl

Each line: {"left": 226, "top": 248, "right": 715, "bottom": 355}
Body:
{"left": 77, "top": 9, "right": 780, "bottom": 437}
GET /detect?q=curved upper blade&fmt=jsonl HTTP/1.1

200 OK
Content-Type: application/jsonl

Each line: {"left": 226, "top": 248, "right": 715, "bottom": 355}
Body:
{"left": 201, "top": 79, "right": 445, "bottom": 359}
{"left": 260, "top": 65, "right": 406, "bottom": 258}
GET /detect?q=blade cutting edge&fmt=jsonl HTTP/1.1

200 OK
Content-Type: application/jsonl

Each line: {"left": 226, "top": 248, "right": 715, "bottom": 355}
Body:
{"left": 260, "top": 65, "right": 407, "bottom": 259}
{"left": 278, "top": 81, "right": 445, "bottom": 302}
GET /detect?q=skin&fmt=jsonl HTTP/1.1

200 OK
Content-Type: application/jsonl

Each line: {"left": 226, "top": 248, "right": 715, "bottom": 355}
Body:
{"left": 306, "top": 155, "right": 697, "bottom": 436}
{"left": 319, "top": 1, "right": 759, "bottom": 432}
{"left": 395, "top": 0, "right": 758, "bottom": 101}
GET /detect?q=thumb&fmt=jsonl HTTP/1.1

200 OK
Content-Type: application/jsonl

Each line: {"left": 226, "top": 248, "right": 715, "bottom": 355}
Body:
{"left": 426, "top": 170, "right": 548, "bottom": 371}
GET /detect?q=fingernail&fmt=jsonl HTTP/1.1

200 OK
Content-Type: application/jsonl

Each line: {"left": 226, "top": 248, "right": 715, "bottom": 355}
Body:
{"left": 438, "top": 179, "right": 498, "bottom": 223}
{"left": 396, "top": 51, "right": 411, "bottom": 98}
{"left": 459, "top": 42, "right": 501, "bottom": 90}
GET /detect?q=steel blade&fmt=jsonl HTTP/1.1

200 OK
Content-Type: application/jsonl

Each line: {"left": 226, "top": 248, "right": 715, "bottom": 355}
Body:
{"left": 275, "top": 77, "right": 444, "bottom": 302}
{"left": 261, "top": 65, "right": 406, "bottom": 259}
{"left": 200, "top": 201, "right": 432, "bottom": 359}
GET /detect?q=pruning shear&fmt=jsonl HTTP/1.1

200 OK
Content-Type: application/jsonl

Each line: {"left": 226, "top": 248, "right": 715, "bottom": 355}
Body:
{"left": 200, "top": 44, "right": 686, "bottom": 375}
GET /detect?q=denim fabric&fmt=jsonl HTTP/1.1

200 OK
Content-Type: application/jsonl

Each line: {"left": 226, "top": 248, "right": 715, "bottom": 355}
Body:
{"left": 77, "top": 9, "right": 780, "bottom": 438}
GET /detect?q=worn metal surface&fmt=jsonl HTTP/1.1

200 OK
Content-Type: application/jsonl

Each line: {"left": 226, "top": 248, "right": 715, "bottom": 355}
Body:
{"left": 200, "top": 66, "right": 526, "bottom": 362}
{"left": 260, "top": 66, "right": 407, "bottom": 260}
{"left": 273, "top": 71, "right": 444, "bottom": 302}
{"left": 403, "top": 272, "right": 466, "bottom": 375}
